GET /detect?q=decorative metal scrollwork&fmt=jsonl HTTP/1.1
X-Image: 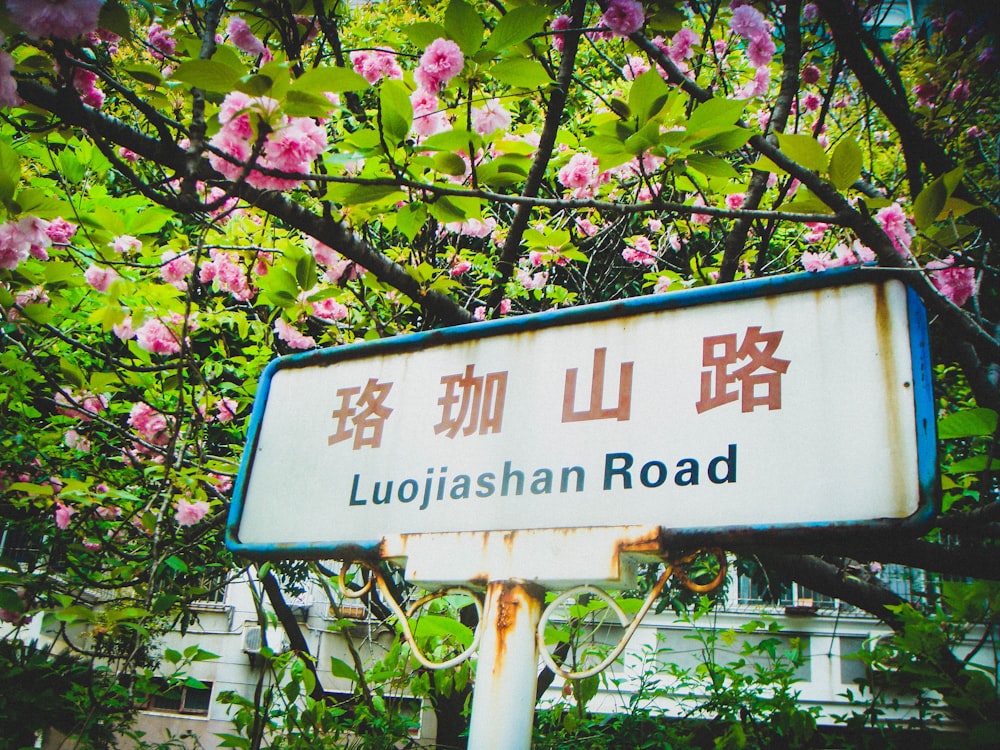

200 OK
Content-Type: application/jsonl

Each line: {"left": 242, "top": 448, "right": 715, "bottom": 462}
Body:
{"left": 338, "top": 562, "right": 485, "bottom": 670}
{"left": 337, "top": 548, "right": 726, "bottom": 678}
{"left": 537, "top": 549, "right": 728, "bottom": 680}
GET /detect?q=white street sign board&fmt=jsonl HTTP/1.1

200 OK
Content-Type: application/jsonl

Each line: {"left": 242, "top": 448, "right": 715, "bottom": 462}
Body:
{"left": 228, "top": 270, "right": 936, "bottom": 559}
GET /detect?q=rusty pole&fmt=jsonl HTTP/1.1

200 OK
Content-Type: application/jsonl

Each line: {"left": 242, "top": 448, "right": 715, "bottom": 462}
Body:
{"left": 467, "top": 579, "right": 545, "bottom": 749}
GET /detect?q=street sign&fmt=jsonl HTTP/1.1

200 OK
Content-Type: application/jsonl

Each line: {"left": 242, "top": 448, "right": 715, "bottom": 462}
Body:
{"left": 227, "top": 268, "right": 936, "bottom": 563}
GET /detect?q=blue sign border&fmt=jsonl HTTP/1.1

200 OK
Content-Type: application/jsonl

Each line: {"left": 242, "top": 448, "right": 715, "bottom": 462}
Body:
{"left": 226, "top": 267, "right": 938, "bottom": 560}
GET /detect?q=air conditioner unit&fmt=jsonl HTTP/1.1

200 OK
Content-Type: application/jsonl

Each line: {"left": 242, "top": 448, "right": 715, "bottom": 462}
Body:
{"left": 242, "top": 624, "right": 263, "bottom": 654}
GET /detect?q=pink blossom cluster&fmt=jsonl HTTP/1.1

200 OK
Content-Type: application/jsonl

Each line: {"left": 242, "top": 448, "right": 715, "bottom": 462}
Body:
{"left": 47, "top": 218, "right": 77, "bottom": 244}
{"left": 929, "top": 257, "right": 976, "bottom": 307}
{"left": 228, "top": 17, "right": 270, "bottom": 59}
{"left": 7, "top": 0, "right": 103, "bottom": 40}
{"left": 729, "top": 4, "right": 776, "bottom": 67}
{"left": 70, "top": 66, "right": 105, "bottom": 109}
{"left": 274, "top": 317, "right": 316, "bottom": 349}
{"left": 306, "top": 237, "right": 364, "bottom": 283}
{"left": 84, "top": 264, "right": 120, "bottom": 292}
{"left": 874, "top": 203, "right": 912, "bottom": 256}
{"left": 558, "top": 152, "right": 601, "bottom": 197}
{"left": 0, "top": 215, "right": 53, "bottom": 269}
{"left": 55, "top": 390, "right": 107, "bottom": 421}
{"left": 110, "top": 234, "right": 142, "bottom": 255}
{"left": 129, "top": 402, "right": 170, "bottom": 445}
{"left": 147, "top": 23, "right": 176, "bottom": 60}
{"left": 602, "top": 0, "right": 645, "bottom": 37}
{"left": 472, "top": 99, "right": 511, "bottom": 136}
{"left": 161, "top": 250, "right": 196, "bottom": 289}
{"left": 410, "top": 89, "right": 451, "bottom": 137}
{"left": 472, "top": 299, "right": 511, "bottom": 320}
{"left": 200, "top": 248, "right": 252, "bottom": 300}
{"left": 801, "top": 240, "right": 876, "bottom": 272}
{"left": 135, "top": 316, "right": 184, "bottom": 355}
{"left": 312, "top": 297, "right": 348, "bottom": 321}
{"left": 622, "top": 236, "right": 657, "bottom": 265}
{"left": 551, "top": 14, "right": 571, "bottom": 52}
{"left": 176, "top": 499, "right": 210, "bottom": 526}
{"left": 5, "top": 285, "right": 48, "bottom": 322}
{"left": 414, "top": 38, "right": 464, "bottom": 93}
{"left": 208, "top": 91, "right": 327, "bottom": 190}
{"left": 516, "top": 267, "right": 548, "bottom": 290}
{"left": 0, "top": 49, "right": 21, "bottom": 108}
{"left": 443, "top": 217, "right": 497, "bottom": 238}
{"left": 64, "top": 428, "right": 91, "bottom": 452}
{"left": 350, "top": 48, "right": 403, "bottom": 84}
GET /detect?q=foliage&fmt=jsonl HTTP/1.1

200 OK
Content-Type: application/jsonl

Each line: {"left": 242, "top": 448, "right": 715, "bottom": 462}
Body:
{"left": 0, "top": 0, "right": 998, "bottom": 746}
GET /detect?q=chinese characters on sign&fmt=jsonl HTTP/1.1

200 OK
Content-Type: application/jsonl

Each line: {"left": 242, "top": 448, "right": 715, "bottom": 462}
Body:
{"left": 330, "top": 328, "right": 789, "bottom": 451}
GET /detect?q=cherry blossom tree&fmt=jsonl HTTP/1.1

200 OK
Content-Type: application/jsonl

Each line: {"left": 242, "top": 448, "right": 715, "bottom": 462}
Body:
{"left": 0, "top": 0, "right": 999, "bottom": 745}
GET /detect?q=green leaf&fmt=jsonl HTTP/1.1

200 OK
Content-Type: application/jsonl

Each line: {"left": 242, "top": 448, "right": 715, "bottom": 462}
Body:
{"left": 412, "top": 614, "right": 474, "bottom": 648}
{"left": 290, "top": 66, "right": 369, "bottom": 95}
{"left": 379, "top": 79, "right": 412, "bottom": 147}
{"left": 433, "top": 151, "right": 468, "bottom": 176}
{"left": 295, "top": 253, "right": 316, "bottom": 289}
{"left": 686, "top": 153, "right": 740, "bottom": 179}
{"left": 170, "top": 60, "right": 244, "bottom": 93}
{"left": 98, "top": 0, "right": 131, "bottom": 40}
{"left": 428, "top": 195, "right": 481, "bottom": 224}
{"left": 402, "top": 22, "right": 449, "bottom": 49}
{"left": 445, "top": 0, "right": 483, "bottom": 56}
{"left": 914, "top": 167, "right": 962, "bottom": 230}
{"left": 938, "top": 408, "right": 998, "bottom": 439}
{"left": 418, "top": 128, "right": 483, "bottom": 153}
{"left": 0, "top": 137, "right": 21, "bottom": 203}
{"left": 628, "top": 69, "right": 671, "bottom": 125}
{"left": 948, "top": 455, "right": 1000, "bottom": 473}
{"left": 828, "top": 136, "right": 863, "bottom": 190}
{"left": 60, "top": 358, "right": 86, "bottom": 389}
{"left": 121, "top": 64, "right": 164, "bottom": 87}
{"left": 490, "top": 58, "right": 551, "bottom": 88}
{"left": 775, "top": 133, "right": 828, "bottom": 172}
{"left": 396, "top": 203, "right": 427, "bottom": 242}
{"left": 329, "top": 656, "right": 360, "bottom": 681}
{"left": 913, "top": 177, "right": 947, "bottom": 231}
{"left": 163, "top": 555, "right": 189, "bottom": 573}
{"left": 486, "top": 6, "right": 551, "bottom": 52}
{"left": 686, "top": 98, "right": 746, "bottom": 132}
{"left": 337, "top": 184, "right": 407, "bottom": 207}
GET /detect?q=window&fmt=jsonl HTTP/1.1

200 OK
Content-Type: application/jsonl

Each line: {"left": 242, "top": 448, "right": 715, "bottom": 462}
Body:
{"left": 839, "top": 636, "right": 870, "bottom": 685}
{"left": 736, "top": 574, "right": 835, "bottom": 610}
{"left": 143, "top": 679, "right": 213, "bottom": 716}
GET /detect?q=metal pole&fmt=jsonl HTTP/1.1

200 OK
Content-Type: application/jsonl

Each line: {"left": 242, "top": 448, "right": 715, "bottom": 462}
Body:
{"left": 467, "top": 580, "right": 545, "bottom": 750}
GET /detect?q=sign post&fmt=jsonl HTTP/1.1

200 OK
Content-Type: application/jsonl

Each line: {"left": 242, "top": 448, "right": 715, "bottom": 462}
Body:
{"left": 228, "top": 269, "right": 936, "bottom": 747}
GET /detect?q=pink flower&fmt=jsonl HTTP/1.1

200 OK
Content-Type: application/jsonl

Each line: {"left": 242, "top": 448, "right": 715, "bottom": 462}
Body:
{"left": 113, "top": 316, "right": 135, "bottom": 341}
{"left": 228, "top": 17, "right": 268, "bottom": 58}
{"left": 892, "top": 25, "right": 912, "bottom": 50}
{"left": 730, "top": 5, "right": 770, "bottom": 41}
{"left": 875, "top": 203, "right": 912, "bottom": 256}
{"left": 0, "top": 216, "right": 52, "bottom": 268}
{"left": 110, "top": 235, "right": 142, "bottom": 255}
{"left": 200, "top": 248, "right": 252, "bottom": 300}
{"left": 653, "top": 275, "right": 674, "bottom": 293}
{"left": 725, "top": 193, "right": 744, "bottom": 211}
{"left": 576, "top": 218, "right": 600, "bottom": 237}
{"left": 551, "top": 14, "right": 571, "bottom": 52}
{"left": 64, "top": 428, "right": 91, "bottom": 452}
{"left": 84, "top": 265, "right": 119, "bottom": 292}
{"left": 414, "top": 38, "right": 465, "bottom": 92}
{"left": 129, "top": 402, "right": 169, "bottom": 444}
{"left": 516, "top": 268, "right": 548, "bottom": 290}
{"left": 558, "top": 152, "right": 600, "bottom": 191}
{"left": 410, "top": 90, "right": 451, "bottom": 137}
{"left": 54, "top": 502, "right": 75, "bottom": 530}
{"left": 444, "top": 217, "right": 497, "bottom": 237}
{"left": 472, "top": 99, "right": 511, "bottom": 136}
{"left": 350, "top": 48, "right": 403, "bottom": 84}
{"left": 602, "top": 0, "right": 644, "bottom": 37}
{"left": 175, "top": 499, "right": 211, "bottom": 527}
{"left": 734, "top": 66, "right": 770, "bottom": 99}
{"left": 622, "top": 236, "right": 656, "bottom": 265}
{"left": 801, "top": 250, "right": 835, "bottom": 272}
{"left": 929, "top": 257, "right": 976, "bottom": 306}
{"left": 95, "top": 505, "right": 122, "bottom": 521}
{"left": 0, "top": 52, "right": 21, "bottom": 108}
{"left": 7, "top": 0, "right": 103, "bottom": 40}
{"left": 161, "top": 250, "right": 195, "bottom": 289}
{"left": 450, "top": 260, "right": 472, "bottom": 276}
{"left": 147, "top": 23, "right": 176, "bottom": 60}
{"left": 669, "top": 27, "right": 700, "bottom": 62}
{"left": 274, "top": 318, "right": 316, "bottom": 349}
{"left": 690, "top": 195, "right": 712, "bottom": 224}
{"left": 312, "top": 297, "right": 348, "bottom": 321}
{"left": 801, "top": 64, "right": 820, "bottom": 85}
{"left": 135, "top": 318, "right": 182, "bottom": 355}
{"left": 949, "top": 80, "right": 970, "bottom": 104}
{"left": 803, "top": 3, "right": 819, "bottom": 21}
{"left": 623, "top": 55, "right": 650, "bottom": 80}
{"left": 747, "top": 34, "right": 776, "bottom": 67}
{"left": 45, "top": 218, "right": 77, "bottom": 244}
